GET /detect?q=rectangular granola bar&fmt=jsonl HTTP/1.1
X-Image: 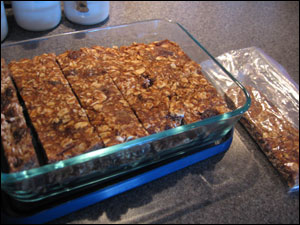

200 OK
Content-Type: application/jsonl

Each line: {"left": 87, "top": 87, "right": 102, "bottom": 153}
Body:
{"left": 9, "top": 54, "right": 103, "bottom": 163}
{"left": 137, "top": 40, "right": 230, "bottom": 124}
{"left": 1, "top": 58, "right": 39, "bottom": 172}
{"left": 226, "top": 85, "right": 299, "bottom": 187}
{"left": 56, "top": 48, "right": 149, "bottom": 146}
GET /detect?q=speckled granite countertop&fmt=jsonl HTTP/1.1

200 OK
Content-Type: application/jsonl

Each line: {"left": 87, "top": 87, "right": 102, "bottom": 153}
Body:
{"left": 1, "top": 1, "right": 299, "bottom": 224}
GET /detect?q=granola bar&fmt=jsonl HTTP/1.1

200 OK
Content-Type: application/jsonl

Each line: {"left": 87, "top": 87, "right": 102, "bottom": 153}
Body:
{"left": 1, "top": 58, "right": 39, "bottom": 172}
{"left": 56, "top": 48, "right": 149, "bottom": 146}
{"left": 143, "top": 40, "right": 230, "bottom": 124}
{"left": 9, "top": 54, "right": 103, "bottom": 163}
{"left": 226, "top": 85, "right": 299, "bottom": 187}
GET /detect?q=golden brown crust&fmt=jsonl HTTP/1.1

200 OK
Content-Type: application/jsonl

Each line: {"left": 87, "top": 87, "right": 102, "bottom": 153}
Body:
{"left": 9, "top": 54, "right": 103, "bottom": 163}
{"left": 226, "top": 85, "right": 299, "bottom": 187}
{"left": 1, "top": 58, "right": 39, "bottom": 172}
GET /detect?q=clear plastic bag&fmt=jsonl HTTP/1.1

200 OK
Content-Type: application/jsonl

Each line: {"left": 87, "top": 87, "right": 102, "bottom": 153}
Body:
{"left": 201, "top": 47, "right": 299, "bottom": 192}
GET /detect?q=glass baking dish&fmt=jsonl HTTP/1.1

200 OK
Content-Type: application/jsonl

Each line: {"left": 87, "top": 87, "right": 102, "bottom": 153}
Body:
{"left": 1, "top": 19, "right": 251, "bottom": 202}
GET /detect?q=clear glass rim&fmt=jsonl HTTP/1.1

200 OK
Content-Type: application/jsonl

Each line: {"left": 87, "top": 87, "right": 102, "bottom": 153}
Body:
{"left": 1, "top": 19, "right": 251, "bottom": 184}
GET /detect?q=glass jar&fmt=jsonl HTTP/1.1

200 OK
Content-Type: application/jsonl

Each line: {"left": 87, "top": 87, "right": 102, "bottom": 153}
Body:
{"left": 12, "top": 1, "right": 61, "bottom": 31}
{"left": 1, "top": 1, "right": 8, "bottom": 41}
{"left": 63, "top": 1, "right": 109, "bottom": 25}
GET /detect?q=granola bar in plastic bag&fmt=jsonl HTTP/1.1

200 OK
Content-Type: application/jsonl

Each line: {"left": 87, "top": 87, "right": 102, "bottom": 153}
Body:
{"left": 200, "top": 47, "right": 299, "bottom": 192}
